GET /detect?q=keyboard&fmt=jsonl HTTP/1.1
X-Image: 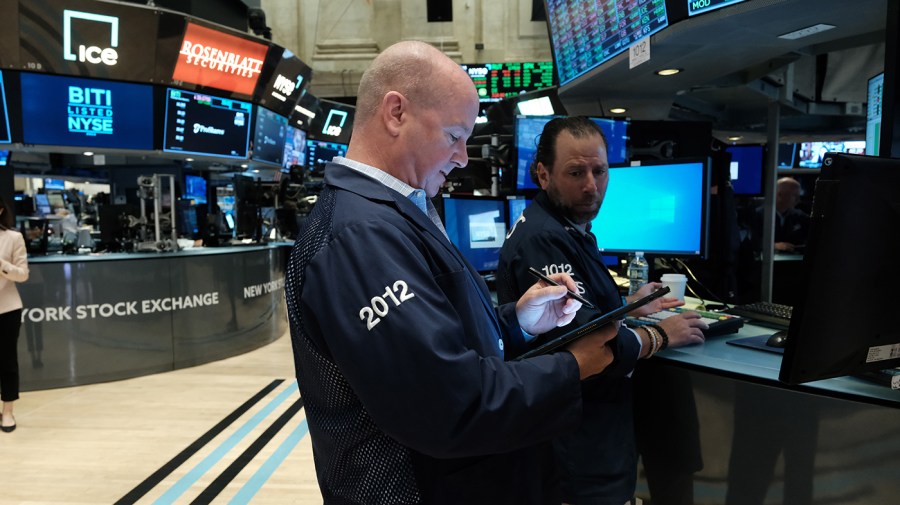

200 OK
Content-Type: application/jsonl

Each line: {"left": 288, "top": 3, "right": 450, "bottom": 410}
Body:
{"left": 625, "top": 307, "right": 744, "bottom": 337}
{"left": 724, "top": 301, "right": 793, "bottom": 328}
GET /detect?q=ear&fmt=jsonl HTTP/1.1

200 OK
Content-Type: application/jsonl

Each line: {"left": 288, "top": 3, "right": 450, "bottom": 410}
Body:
{"left": 382, "top": 91, "right": 406, "bottom": 137}
{"left": 536, "top": 162, "right": 551, "bottom": 190}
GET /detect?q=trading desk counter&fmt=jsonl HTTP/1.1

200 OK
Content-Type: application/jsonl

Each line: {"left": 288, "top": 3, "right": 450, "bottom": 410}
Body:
{"left": 18, "top": 244, "right": 291, "bottom": 391}
{"left": 635, "top": 316, "right": 900, "bottom": 504}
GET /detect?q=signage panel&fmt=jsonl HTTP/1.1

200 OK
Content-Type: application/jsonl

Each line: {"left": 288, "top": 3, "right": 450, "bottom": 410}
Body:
{"left": 307, "top": 98, "right": 354, "bottom": 144}
{"left": 256, "top": 48, "right": 313, "bottom": 117}
{"left": 18, "top": 0, "right": 159, "bottom": 81}
{"left": 171, "top": 22, "right": 269, "bottom": 96}
{"left": 687, "top": 0, "right": 746, "bottom": 16}
{"left": 20, "top": 72, "right": 154, "bottom": 149}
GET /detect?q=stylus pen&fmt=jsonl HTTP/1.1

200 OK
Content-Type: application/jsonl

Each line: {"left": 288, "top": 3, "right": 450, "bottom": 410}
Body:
{"left": 527, "top": 267, "right": 595, "bottom": 309}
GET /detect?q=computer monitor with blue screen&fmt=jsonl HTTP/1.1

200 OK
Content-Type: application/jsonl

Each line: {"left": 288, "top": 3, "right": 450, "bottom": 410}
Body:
{"left": 725, "top": 145, "right": 764, "bottom": 195}
{"left": 777, "top": 143, "right": 797, "bottom": 168}
{"left": 34, "top": 194, "right": 51, "bottom": 216}
{"left": 184, "top": 175, "right": 207, "bottom": 204}
{"left": 442, "top": 195, "right": 507, "bottom": 273}
{"left": 515, "top": 115, "right": 628, "bottom": 190}
{"left": 507, "top": 196, "right": 531, "bottom": 226}
{"left": 591, "top": 158, "right": 710, "bottom": 257}
{"left": 0, "top": 150, "right": 8, "bottom": 166}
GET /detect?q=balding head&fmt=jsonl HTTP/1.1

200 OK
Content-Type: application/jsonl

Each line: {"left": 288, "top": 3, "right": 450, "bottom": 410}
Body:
{"left": 355, "top": 41, "right": 472, "bottom": 126}
{"left": 776, "top": 177, "right": 802, "bottom": 213}
{"left": 345, "top": 40, "right": 479, "bottom": 196}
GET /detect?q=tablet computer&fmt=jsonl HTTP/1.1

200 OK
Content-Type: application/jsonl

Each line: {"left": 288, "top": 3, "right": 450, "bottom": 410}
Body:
{"left": 516, "top": 286, "right": 670, "bottom": 360}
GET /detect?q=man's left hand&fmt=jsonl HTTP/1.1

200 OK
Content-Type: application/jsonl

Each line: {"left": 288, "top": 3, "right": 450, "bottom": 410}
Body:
{"left": 626, "top": 282, "right": 684, "bottom": 317}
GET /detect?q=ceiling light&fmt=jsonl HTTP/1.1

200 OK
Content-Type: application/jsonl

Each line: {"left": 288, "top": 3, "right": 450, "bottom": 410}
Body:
{"left": 83, "top": 151, "right": 94, "bottom": 156}
{"left": 252, "top": 169, "right": 260, "bottom": 173}
{"left": 240, "top": 164, "right": 248, "bottom": 168}
{"left": 727, "top": 136, "right": 743, "bottom": 142}
{"left": 778, "top": 24, "right": 835, "bottom": 40}
{"left": 656, "top": 68, "right": 682, "bottom": 76}
{"left": 185, "top": 157, "right": 194, "bottom": 162}
{"left": 609, "top": 107, "right": 627, "bottom": 114}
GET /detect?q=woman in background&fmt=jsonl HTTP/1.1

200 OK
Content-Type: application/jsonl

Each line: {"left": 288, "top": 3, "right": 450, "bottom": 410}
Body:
{"left": 0, "top": 194, "right": 28, "bottom": 432}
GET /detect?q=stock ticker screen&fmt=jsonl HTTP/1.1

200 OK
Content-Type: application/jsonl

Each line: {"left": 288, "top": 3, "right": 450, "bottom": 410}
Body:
{"left": 462, "top": 62, "right": 555, "bottom": 102}
{"left": 547, "top": 0, "right": 669, "bottom": 85}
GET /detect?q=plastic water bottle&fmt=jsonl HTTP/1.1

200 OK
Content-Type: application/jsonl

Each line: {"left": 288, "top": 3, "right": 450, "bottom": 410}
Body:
{"left": 627, "top": 252, "right": 649, "bottom": 296}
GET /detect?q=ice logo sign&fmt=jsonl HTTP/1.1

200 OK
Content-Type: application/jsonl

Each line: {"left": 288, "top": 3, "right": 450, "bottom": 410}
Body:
{"left": 322, "top": 109, "right": 347, "bottom": 137}
{"left": 63, "top": 10, "right": 119, "bottom": 66}
{"left": 67, "top": 86, "right": 114, "bottom": 136}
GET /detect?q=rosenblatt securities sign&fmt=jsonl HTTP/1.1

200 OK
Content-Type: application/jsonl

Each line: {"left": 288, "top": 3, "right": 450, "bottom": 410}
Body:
{"left": 172, "top": 22, "right": 268, "bottom": 96}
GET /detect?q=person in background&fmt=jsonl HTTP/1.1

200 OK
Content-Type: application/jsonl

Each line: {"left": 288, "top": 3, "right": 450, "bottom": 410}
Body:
{"left": 0, "top": 194, "right": 29, "bottom": 433}
{"left": 285, "top": 41, "right": 623, "bottom": 504}
{"left": 497, "top": 116, "right": 707, "bottom": 504}
{"left": 751, "top": 177, "right": 810, "bottom": 254}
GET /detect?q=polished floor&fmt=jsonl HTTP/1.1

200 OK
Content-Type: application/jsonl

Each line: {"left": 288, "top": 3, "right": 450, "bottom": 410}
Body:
{"left": 3, "top": 329, "right": 323, "bottom": 505}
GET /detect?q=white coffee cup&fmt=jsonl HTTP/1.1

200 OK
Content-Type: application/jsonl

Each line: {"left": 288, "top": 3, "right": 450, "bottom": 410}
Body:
{"left": 660, "top": 273, "right": 688, "bottom": 301}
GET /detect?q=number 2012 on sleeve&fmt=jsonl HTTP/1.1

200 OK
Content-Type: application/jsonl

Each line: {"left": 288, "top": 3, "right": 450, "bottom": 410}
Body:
{"left": 359, "top": 280, "right": 416, "bottom": 331}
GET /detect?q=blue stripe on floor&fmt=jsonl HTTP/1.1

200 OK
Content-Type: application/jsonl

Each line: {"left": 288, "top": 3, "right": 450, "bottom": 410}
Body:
{"left": 228, "top": 418, "right": 310, "bottom": 504}
{"left": 152, "top": 381, "right": 300, "bottom": 504}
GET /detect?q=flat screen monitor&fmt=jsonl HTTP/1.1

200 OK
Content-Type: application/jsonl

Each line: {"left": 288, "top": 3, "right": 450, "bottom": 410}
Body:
{"left": 725, "top": 145, "right": 764, "bottom": 195}
{"left": 777, "top": 143, "right": 797, "bottom": 168}
{"left": 47, "top": 193, "right": 65, "bottom": 210}
{"left": 34, "top": 194, "right": 51, "bottom": 216}
{"left": 514, "top": 115, "right": 629, "bottom": 190}
{"left": 507, "top": 196, "right": 531, "bottom": 226}
{"left": 461, "top": 62, "right": 555, "bottom": 102}
{"left": 0, "top": 71, "right": 10, "bottom": 143}
{"left": 177, "top": 200, "right": 199, "bottom": 237}
{"left": 282, "top": 126, "right": 307, "bottom": 169}
{"left": 162, "top": 88, "right": 252, "bottom": 159}
{"left": 20, "top": 72, "right": 154, "bottom": 149}
{"left": 442, "top": 195, "right": 507, "bottom": 273}
{"left": 256, "top": 48, "right": 313, "bottom": 117}
{"left": 780, "top": 153, "right": 900, "bottom": 384}
{"left": 546, "top": 0, "right": 668, "bottom": 85}
{"left": 306, "top": 139, "right": 348, "bottom": 173}
{"left": 0, "top": 150, "right": 8, "bottom": 166}
{"left": 43, "top": 178, "right": 66, "bottom": 191}
{"left": 591, "top": 158, "right": 710, "bottom": 257}
{"left": 688, "top": 0, "right": 746, "bottom": 16}
{"left": 184, "top": 174, "right": 207, "bottom": 204}
{"left": 308, "top": 99, "right": 354, "bottom": 145}
{"left": 866, "top": 72, "right": 884, "bottom": 156}
{"left": 251, "top": 106, "right": 288, "bottom": 166}
{"left": 797, "top": 141, "right": 866, "bottom": 168}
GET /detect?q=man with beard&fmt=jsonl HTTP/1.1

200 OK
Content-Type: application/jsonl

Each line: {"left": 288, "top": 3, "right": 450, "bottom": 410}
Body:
{"left": 497, "top": 116, "right": 707, "bottom": 505}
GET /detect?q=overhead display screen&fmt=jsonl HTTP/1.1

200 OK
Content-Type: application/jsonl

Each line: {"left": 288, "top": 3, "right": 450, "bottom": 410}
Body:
{"left": 256, "top": 48, "right": 312, "bottom": 117}
{"left": 546, "top": 0, "right": 668, "bottom": 85}
{"left": 687, "top": 0, "right": 746, "bottom": 16}
{"left": 308, "top": 99, "right": 354, "bottom": 144}
{"left": 171, "top": 22, "right": 269, "bottom": 96}
{"left": 163, "top": 88, "right": 252, "bottom": 159}
{"left": 251, "top": 106, "right": 288, "bottom": 166}
{"left": 18, "top": 0, "right": 159, "bottom": 81}
{"left": 866, "top": 72, "right": 884, "bottom": 156}
{"left": 282, "top": 126, "right": 307, "bottom": 169}
{"left": 462, "top": 62, "right": 555, "bottom": 102}
{"left": 0, "top": 72, "right": 11, "bottom": 144}
{"left": 20, "top": 72, "right": 154, "bottom": 149}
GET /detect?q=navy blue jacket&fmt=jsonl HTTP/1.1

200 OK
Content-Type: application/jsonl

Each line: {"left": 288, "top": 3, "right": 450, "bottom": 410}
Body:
{"left": 497, "top": 191, "right": 639, "bottom": 504}
{"left": 286, "top": 164, "right": 585, "bottom": 504}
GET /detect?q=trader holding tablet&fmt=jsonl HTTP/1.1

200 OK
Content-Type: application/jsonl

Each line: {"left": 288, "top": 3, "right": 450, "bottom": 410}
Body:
{"left": 497, "top": 116, "right": 707, "bottom": 505}
{"left": 286, "top": 43, "right": 630, "bottom": 505}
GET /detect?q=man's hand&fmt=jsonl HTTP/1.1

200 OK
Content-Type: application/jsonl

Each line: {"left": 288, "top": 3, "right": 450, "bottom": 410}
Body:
{"left": 516, "top": 272, "right": 582, "bottom": 335}
{"left": 657, "top": 312, "right": 707, "bottom": 348}
{"left": 626, "top": 282, "right": 684, "bottom": 316}
{"left": 565, "top": 323, "right": 619, "bottom": 379}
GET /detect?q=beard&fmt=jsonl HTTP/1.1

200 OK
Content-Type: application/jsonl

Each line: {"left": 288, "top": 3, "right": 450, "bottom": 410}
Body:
{"left": 546, "top": 182, "right": 601, "bottom": 225}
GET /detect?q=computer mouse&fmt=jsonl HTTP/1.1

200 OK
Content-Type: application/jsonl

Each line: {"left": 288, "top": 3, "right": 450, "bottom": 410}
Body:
{"left": 766, "top": 330, "right": 788, "bottom": 348}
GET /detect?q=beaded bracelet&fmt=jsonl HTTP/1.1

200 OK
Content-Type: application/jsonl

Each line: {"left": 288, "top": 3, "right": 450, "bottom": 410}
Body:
{"left": 644, "top": 325, "right": 660, "bottom": 357}
{"left": 650, "top": 324, "right": 669, "bottom": 350}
